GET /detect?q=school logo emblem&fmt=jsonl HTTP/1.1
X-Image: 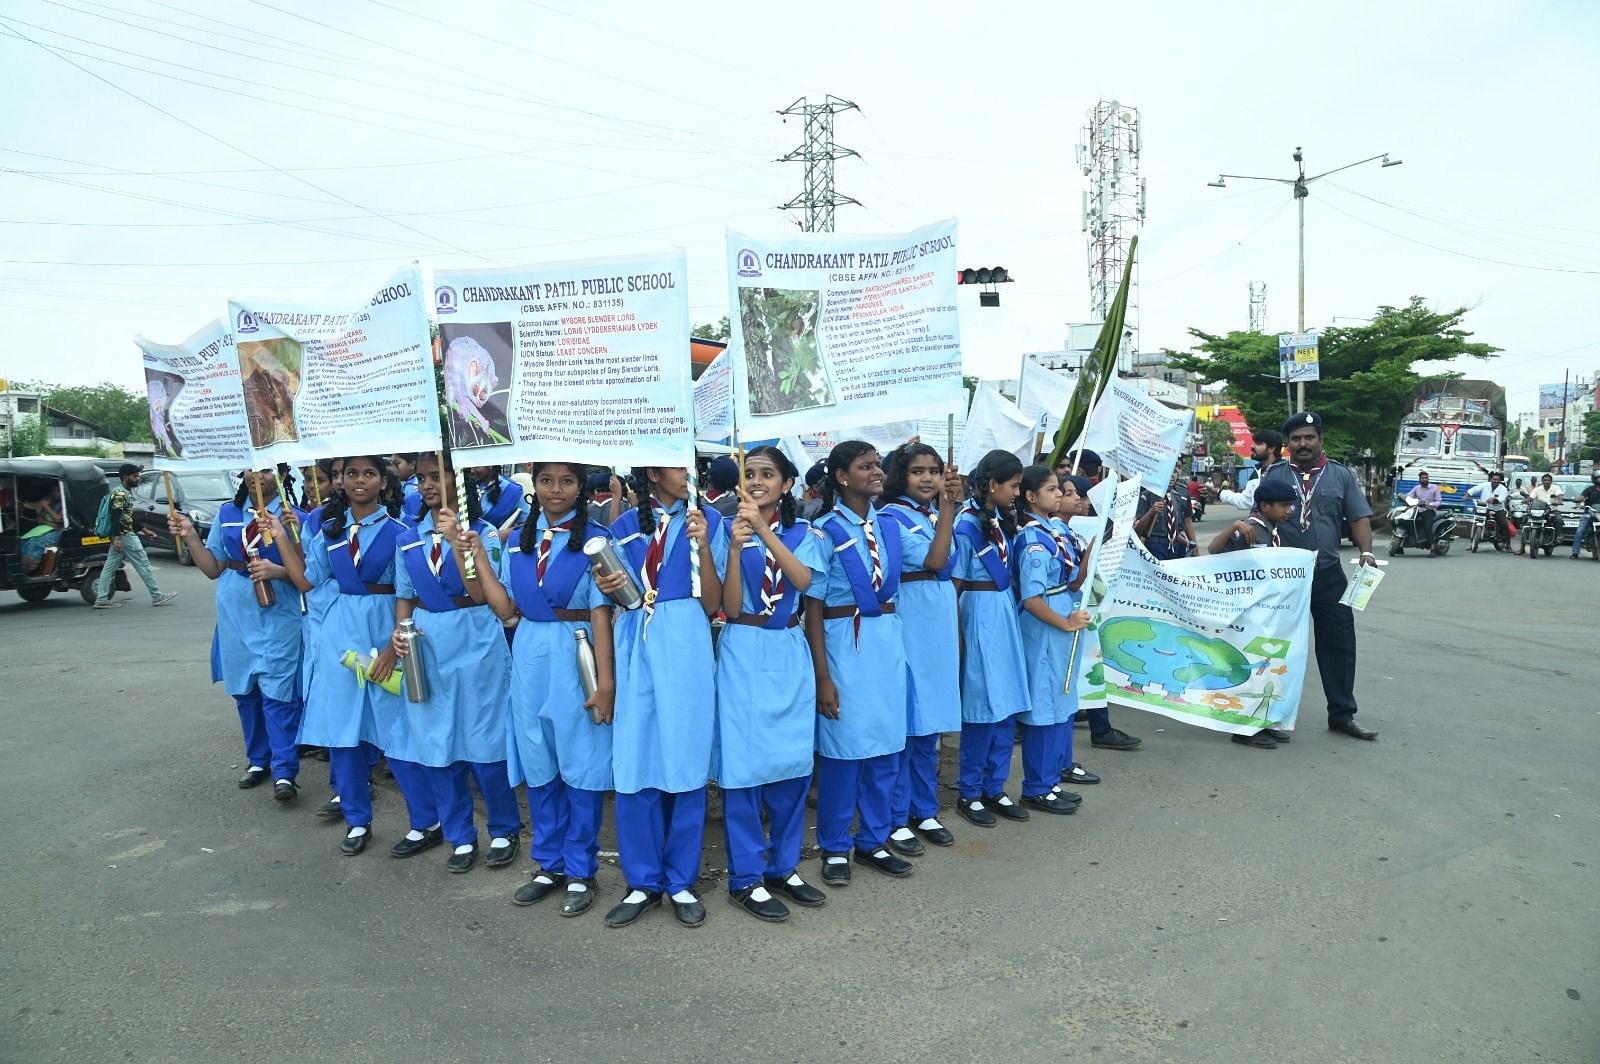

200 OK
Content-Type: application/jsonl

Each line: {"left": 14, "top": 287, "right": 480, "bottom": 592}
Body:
{"left": 235, "top": 309, "right": 258, "bottom": 334}
{"left": 735, "top": 249, "right": 762, "bottom": 278}
{"left": 434, "top": 285, "right": 457, "bottom": 315}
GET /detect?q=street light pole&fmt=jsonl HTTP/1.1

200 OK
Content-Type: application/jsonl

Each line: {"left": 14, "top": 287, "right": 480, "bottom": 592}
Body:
{"left": 1208, "top": 146, "right": 1402, "bottom": 411}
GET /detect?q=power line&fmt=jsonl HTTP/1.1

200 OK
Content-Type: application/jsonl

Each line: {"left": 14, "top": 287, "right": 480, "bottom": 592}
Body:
{"left": 1315, "top": 195, "right": 1600, "bottom": 276}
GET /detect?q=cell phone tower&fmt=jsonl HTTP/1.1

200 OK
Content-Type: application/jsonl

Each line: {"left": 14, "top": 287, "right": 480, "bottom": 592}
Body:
{"left": 777, "top": 96, "right": 861, "bottom": 233}
{"left": 1249, "top": 280, "right": 1268, "bottom": 331}
{"left": 1077, "top": 100, "right": 1146, "bottom": 372}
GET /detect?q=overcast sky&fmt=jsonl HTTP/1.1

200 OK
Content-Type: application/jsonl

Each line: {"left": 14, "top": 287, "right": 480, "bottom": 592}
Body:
{"left": 2, "top": 0, "right": 1597, "bottom": 429}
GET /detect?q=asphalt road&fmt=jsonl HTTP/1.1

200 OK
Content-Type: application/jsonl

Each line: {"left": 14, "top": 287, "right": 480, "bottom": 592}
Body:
{"left": 2, "top": 520, "right": 1595, "bottom": 1064}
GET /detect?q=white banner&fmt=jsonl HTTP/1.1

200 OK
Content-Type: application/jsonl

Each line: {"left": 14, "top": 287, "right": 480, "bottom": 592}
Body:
{"left": 1100, "top": 542, "right": 1316, "bottom": 734}
{"left": 727, "top": 219, "right": 964, "bottom": 435}
{"left": 693, "top": 346, "right": 734, "bottom": 442}
{"left": 137, "top": 319, "right": 251, "bottom": 471}
{"left": 794, "top": 404, "right": 965, "bottom": 466}
{"left": 432, "top": 251, "right": 693, "bottom": 467}
{"left": 956, "top": 383, "right": 1035, "bottom": 474}
{"left": 1078, "top": 376, "right": 1193, "bottom": 488}
{"left": 229, "top": 267, "right": 437, "bottom": 466}
{"left": 1016, "top": 355, "right": 1077, "bottom": 429}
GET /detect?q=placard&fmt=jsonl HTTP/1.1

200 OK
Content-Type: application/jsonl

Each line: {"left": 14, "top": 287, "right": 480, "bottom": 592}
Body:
{"left": 1078, "top": 376, "right": 1193, "bottom": 488}
{"left": 137, "top": 319, "right": 251, "bottom": 470}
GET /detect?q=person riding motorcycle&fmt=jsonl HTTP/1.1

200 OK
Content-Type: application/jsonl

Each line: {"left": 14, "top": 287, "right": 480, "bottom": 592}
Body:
{"left": 1570, "top": 470, "right": 1600, "bottom": 559}
{"left": 1410, "top": 470, "right": 1443, "bottom": 545}
{"left": 1466, "top": 470, "right": 1512, "bottom": 545}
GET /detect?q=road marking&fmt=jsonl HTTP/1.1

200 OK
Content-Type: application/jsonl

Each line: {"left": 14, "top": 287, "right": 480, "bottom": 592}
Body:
{"left": 107, "top": 838, "right": 166, "bottom": 861}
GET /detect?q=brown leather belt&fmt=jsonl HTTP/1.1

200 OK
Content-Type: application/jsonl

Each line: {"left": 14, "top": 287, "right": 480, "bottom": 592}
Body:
{"left": 821, "top": 602, "right": 895, "bottom": 620}
{"left": 446, "top": 595, "right": 475, "bottom": 609}
{"left": 901, "top": 571, "right": 941, "bottom": 583}
{"left": 961, "top": 581, "right": 1001, "bottom": 592}
{"left": 364, "top": 583, "right": 395, "bottom": 595}
{"left": 724, "top": 612, "right": 801, "bottom": 629}
{"left": 525, "top": 607, "right": 590, "bottom": 623}
{"left": 224, "top": 560, "right": 249, "bottom": 572}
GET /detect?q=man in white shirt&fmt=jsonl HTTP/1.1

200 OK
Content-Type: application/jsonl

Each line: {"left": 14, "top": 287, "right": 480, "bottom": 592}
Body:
{"left": 1215, "top": 429, "right": 1284, "bottom": 510}
{"left": 1529, "top": 473, "right": 1565, "bottom": 504}
{"left": 1467, "top": 471, "right": 1512, "bottom": 544}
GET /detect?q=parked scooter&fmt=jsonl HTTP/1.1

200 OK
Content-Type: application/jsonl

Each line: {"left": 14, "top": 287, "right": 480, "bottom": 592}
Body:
{"left": 1512, "top": 498, "right": 1558, "bottom": 558}
{"left": 1388, "top": 495, "right": 1456, "bottom": 556}
{"left": 1468, "top": 499, "right": 1512, "bottom": 553}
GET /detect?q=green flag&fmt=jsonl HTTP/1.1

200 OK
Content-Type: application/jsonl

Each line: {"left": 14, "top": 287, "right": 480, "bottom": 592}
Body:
{"left": 1047, "top": 235, "right": 1138, "bottom": 468}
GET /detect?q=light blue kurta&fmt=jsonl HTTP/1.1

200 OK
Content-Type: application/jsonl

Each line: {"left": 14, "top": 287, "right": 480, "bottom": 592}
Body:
{"left": 297, "top": 505, "right": 337, "bottom": 699}
{"left": 297, "top": 508, "right": 405, "bottom": 751}
{"left": 805, "top": 504, "right": 909, "bottom": 761}
{"left": 883, "top": 500, "right": 961, "bottom": 737}
{"left": 205, "top": 499, "right": 301, "bottom": 702}
{"left": 1015, "top": 515, "right": 1083, "bottom": 726}
{"left": 954, "top": 509, "right": 1032, "bottom": 724}
{"left": 500, "top": 509, "right": 614, "bottom": 793}
{"left": 713, "top": 520, "right": 827, "bottom": 789}
{"left": 390, "top": 513, "right": 512, "bottom": 766}
{"left": 609, "top": 499, "right": 729, "bottom": 795}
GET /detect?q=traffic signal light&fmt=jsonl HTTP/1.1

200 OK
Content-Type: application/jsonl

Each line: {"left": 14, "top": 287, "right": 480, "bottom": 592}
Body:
{"left": 957, "top": 267, "right": 1011, "bottom": 285}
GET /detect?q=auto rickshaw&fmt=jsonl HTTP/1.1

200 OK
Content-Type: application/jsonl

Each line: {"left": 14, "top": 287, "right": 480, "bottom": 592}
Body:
{"left": 0, "top": 457, "right": 130, "bottom": 604}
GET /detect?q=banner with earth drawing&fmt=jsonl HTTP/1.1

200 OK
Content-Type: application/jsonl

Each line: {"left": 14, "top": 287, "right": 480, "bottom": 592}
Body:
{"left": 1097, "top": 539, "right": 1316, "bottom": 734}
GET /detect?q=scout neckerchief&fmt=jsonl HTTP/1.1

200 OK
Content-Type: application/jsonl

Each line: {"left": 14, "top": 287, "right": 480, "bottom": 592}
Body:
{"left": 884, "top": 496, "right": 956, "bottom": 582}
{"left": 955, "top": 505, "right": 1012, "bottom": 589}
{"left": 1246, "top": 514, "right": 1281, "bottom": 547}
{"left": 327, "top": 511, "right": 398, "bottom": 596}
{"left": 738, "top": 517, "right": 808, "bottom": 628}
{"left": 399, "top": 516, "right": 481, "bottom": 613}
{"left": 640, "top": 496, "right": 673, "bottom": 615}
{"left": 1290, "top": 453, "right": 1329, "bottom": 532}
{"left": 507, "top": 518, "right": 589, "bottom": 623}
{"left": 820, "top": 505, "right": 900, "bottom": 647}
{"left": 536, "top": 517, "right": 573, "bottom": 582}
{"left": 1165, "top": 491, "right": 1181, "bottom": 545}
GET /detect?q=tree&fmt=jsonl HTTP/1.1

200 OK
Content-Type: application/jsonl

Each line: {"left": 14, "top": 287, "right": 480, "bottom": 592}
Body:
{"left": 692, "top": 315, "right": 731, "bottom": 342}
{"left": 20, "top": 381, "right": 154, "bottom": 443}
{"left": 1198, "top": 417, "right": 1235, "bottom": 460}
{"left": 1166, "top": 297, "right": 1500, "bottom": 465}
{"left": 4, "top": 414, "right": 47, "bottom": 457}
{"left": 1581, "top": 410, "right": 1600, "bottom": 463}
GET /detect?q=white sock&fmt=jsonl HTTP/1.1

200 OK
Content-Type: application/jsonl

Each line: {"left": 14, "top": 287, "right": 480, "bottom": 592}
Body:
{"left": 871, "top": 848, "right": 891, "bottom": 859}
{"left": 966, "top": 799, "right": 987, "bottom": 811}
{"left": 328, "top": 795, "right": 341, "bottom": 804}
{"left": 566, "top": 881, "right": 589, "bottom": 893}
{"left": 917, "top": 818, "right": 943, "bottom": 831}
{"left": 274, "top": 778, "right": 292, "bottom": 787}
{"left": 746, "top": 886, "right": 773, "bottom": 903}
{"left": 403, "top": 828, "right": 427, "bottom": 842}
{"left": 670, "top": 889, "right": 697, "bottom": 904}
{"left": 346, "top": 825, "right": 368, "bottom": 838}
{"left": 452, "top": 844, "right": 474, "bottom": 855}
{"left": 889, "top": 826, "right": 916, "bottom": 841}
{"left": 994, "top": 794, "right": 1015, "bottom": 806}
{"left": 786, "top": 873, "right": 806, "bottom": 886}
{"left": 824, "top": 855, "right": 848, "bottom": 865}
{"left": 247, "top": 765, "right": 265, "bottom": 773}
{"left": 531, "top": 872, "right": 555, "bottom": 884}
{"left": 489, "top": 836, "right": 512, "bottom": 849}
{"left": 622, "top": 889, "right": 650, "bottom": 904}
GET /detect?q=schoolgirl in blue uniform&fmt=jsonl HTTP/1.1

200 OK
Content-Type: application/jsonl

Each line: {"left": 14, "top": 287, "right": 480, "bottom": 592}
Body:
{"left": 385, "top": 452, "right": 520, "bottom": 874}
{"left": 277, "top": 455, "right": 408, "bottom": 856}
{"left": 291, "top": 459, "right": 352, "bottom": 820}
{"left": 594, "top": 466, "right": 726, "bottom": 929}
{"left": 877, "top": 442, "right": 964, "bottom": 855}
{"left": 1013, "top": 466, "right": 1094, "bottom": 815}
{"left": 466, "top": 462, "right": 616, "bottom": 917}
{"left": 392, "top": 453, "right": 424, "bottom": 523}
{"left": 952, "top": 449, "right": 1032, "bottom": 828}
{"left": 470, "top": 465, "right": 531, "bottom": 538}
{"left": 168, "top": 469, "right": 303, "bottom": 800}
{"left": 715, "top": 447, "right": 830, "bottom": 922}
{"left": 804, "top": 442, "right": 915, "bottom": 885}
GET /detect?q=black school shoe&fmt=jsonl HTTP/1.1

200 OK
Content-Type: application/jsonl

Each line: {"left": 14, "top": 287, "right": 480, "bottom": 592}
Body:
{"left": 982, "top": 793, "right": 1030, "bottom": 822}
{"left": 887, "top": 830, "right": 925, "bottom": 857}
{"left": 819, "top": 853, "right": 852, "bottom": 885}
{"left": 560, "top": 880, "right": 597, "bottom": 917}
{"left": 237, "top": 766, "right": 269, "bottom": 789}
{"left": 852, "top": 848, "right": 913, "bottom": 878}
{"left": 389, "top": 826, "right": 444, "bottom": 859}
{"left": 273, "top": 779, "right": 299, "bottom": 802}
{"left": 484, "top": 835, "right": 519, "bottom": 868}
{"left": 956, "top": 797, "right": 996, "bottom": 827}
{"left": 1091, "top": 728, "right": 1142, "bottom": 750}
{"left": 341, "top": 826, "right": 372, "bottom": 856}
{"left": 1062, "top": 763, "right": 1100, "bottom": 785}
{"left": 1021, "top": 791, "right": 1078, "bottom": 815}
{"left": 1232, "top": 732, "right": 1277, "bottom": 749}
{"left": 729, "top": 885, "right": 790, "bottom": 923}
{"left": 446, "top": 843, "right": 478, "bottom": 874}
{"left": 512, "top": 871, "right": 565, "bottom": 906}
{"left": 673, "top": 893, "right": 707, "bottom": 927}
{"left": 911, "top": 819, "right": 956, "bottom": 847}
{"left": 604, "top": 890, "right": 663, "bottom": 928}
{"left": 763, "top": 874, "right": 827, "bottom": 908}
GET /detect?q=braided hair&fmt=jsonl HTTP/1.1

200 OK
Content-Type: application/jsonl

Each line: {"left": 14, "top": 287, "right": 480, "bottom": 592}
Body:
{"left": 524, "top": 462, "right": 591, "bottom": 553}
{"left": 745, "top": 445, "right": 799, "bottom": 529}
{"left": 881, "top": 442, "right": 943, "bottom": 505}
{"left": 821, "top": 441, "right": 877, "bottom": 516}
{"left": 475, "top": 465, "right": 503, "bottom": 507}
{"left": 421, "top": 450, "right": 483, "bottom": 524}
{"left": 633, "top": 468, "right": 659, "bottom": 535}
{"left": 968, "top": 449, "right": 1022, "bottom": 539}
{"left": 321, "top": 455, "right": 403, "bottom": 541}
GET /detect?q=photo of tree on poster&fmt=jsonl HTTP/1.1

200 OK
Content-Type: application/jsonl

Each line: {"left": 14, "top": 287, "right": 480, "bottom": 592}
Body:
{"left": 737, "top": 286, "right": 836, "bottom": 415}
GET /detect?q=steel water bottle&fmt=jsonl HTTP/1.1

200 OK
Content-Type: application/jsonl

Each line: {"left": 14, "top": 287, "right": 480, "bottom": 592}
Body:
{"left": 397, "top": 618, "right": 428, "bottom": 703}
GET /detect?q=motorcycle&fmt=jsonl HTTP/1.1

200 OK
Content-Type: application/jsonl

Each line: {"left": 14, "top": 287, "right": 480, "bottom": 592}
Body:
{"left": 1467, "top": 499, "right": 1512, "bottom": 553}
{"left": 1512, "top": 498, "right": 1558, "bottom": 558}
{"left": 1577, "top": 505, "right": 1600, "bottom": 561}
{"left": 1388, "top": 495, "right": 1456, "bottom": 556}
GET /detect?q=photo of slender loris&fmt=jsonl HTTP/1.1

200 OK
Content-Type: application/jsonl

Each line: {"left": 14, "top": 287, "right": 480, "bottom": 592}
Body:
{"left": 144, "top": 368, "right": 186, "bottom": 459}
{"left": 737, "top": 286, "right": 837, "bottom": 415}
{"left": 437, "top": 323, "right": 514, "bottom": 448}
{"left": 237, "top": 337, "right": 302, "bottom": 447}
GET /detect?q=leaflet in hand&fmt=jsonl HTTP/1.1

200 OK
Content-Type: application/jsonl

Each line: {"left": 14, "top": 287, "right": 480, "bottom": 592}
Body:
{"left": 1339, "top": 564, "right": 1385, "bottom": 611}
